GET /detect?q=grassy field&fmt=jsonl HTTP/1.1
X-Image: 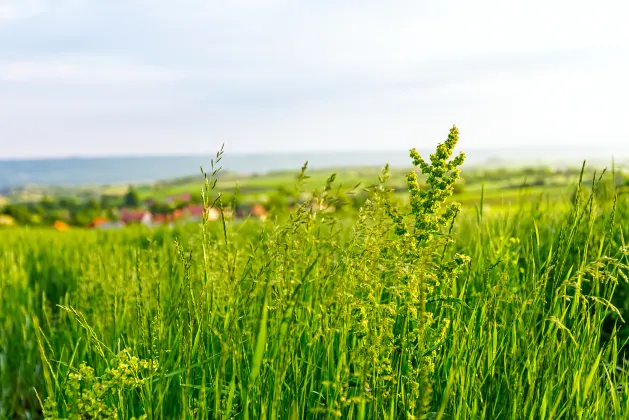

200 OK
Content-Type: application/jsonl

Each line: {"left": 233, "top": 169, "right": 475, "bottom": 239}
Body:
{"left": 2, "top": 128, "right": 629, "bottom": 419}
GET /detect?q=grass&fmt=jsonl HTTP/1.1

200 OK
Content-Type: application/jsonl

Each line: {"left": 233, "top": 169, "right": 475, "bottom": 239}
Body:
{"left": 2, "top": 126, "right": 629, "bottom": 419}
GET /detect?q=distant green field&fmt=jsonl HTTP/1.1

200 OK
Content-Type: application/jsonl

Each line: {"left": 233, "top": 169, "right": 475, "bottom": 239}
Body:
{"left": 140, "top": 167, "right": 412, "bottom": 199}
{"left": 137, "top": 164, "right": 592, "bottom": 211}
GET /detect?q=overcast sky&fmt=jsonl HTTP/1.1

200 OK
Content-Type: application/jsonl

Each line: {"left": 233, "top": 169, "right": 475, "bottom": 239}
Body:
{"left": 0, "top": 0, "right": 627, "bottom": 159}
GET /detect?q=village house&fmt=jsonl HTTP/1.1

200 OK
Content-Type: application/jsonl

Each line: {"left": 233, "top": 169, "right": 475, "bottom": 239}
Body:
{"left": 151, "top": 213, "right": 172, "bottom": 226}
{"left": 120, "top": 209, "right": 152, "bottom": 227}
{"left": 82, "top": 202, "right": 245, "bottom": 231}
{"left": 182, "top": 204, "right": 220, "bottom": 222}
{"left": 89, "top": 217, "right": 109, "bottom": 228}
{"left": 183, "top": 204, "right": 204, "bottom": 221}
{"left": 234, "top": 203, "right": 267, "bottom": 221}
{"left": 250, "top": 204, "right": 268, "bottom": 221}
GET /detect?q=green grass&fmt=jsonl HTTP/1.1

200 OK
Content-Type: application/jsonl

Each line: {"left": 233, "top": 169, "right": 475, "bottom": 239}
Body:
{"left": 2, "top": 129, "right": 629, "bottom": 419}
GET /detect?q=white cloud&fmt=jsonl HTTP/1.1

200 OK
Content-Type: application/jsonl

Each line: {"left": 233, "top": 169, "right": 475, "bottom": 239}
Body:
{"left": 0, "top": 0, "right": 44, "bottom": 20}
{"left": 0, "top": 0, "right": 82, "bottom": 21}
{"left": 0, "top": 55, "right": 182, "bottom": 84}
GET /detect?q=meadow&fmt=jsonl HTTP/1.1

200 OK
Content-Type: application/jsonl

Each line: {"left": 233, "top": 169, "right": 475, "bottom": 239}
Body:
{"left": 2, "top": 127, "right": 629, "bottom": 419}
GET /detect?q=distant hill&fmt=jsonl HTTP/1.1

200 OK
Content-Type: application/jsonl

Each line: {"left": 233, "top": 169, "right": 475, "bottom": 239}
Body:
{"left": 0, "top": 148, "right": 626, "bottom": 189}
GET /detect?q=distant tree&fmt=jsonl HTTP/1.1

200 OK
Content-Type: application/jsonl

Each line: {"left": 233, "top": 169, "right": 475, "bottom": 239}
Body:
{"left": 40, "top": 195, "right": 59, "bottom": 210}
{"left": 150, "top": 200, "right": 175, "bottom": 215}
{"left": 72, "top": 209, "right": 96, "bottom": 227}
{"left": 85, "top": 198, "right": 101, "bottom": 211}
{"left": 267, "top": 189, "right": 288, "bottom": 213}
{"left": 30, "top": 203, "right": 46, "bottom": 217}
{"left": 2, "top": 204, "right": 34, "bottom": 225}
{"left": 522, "top": 167, "right": 537, "bottom": 176}
{"left": 59, "top": 196, "right": 80, "bottom": 208}
{"left": 44, "top": 209, "right": 71, "bottom": 225}
{"left": 123, "top": 186, "right": 140, "bottom": 208}
{"left": 106, "top": 208, "right": 120, "bottom": 222}
{"left": 100, "top": 194, "right": 122, "bottom": 210}
{"left": 172, "top": 199, "right": 188, "bottom": 211}
{"left": 190, "top": 191, "right": 204, "bottom": 204}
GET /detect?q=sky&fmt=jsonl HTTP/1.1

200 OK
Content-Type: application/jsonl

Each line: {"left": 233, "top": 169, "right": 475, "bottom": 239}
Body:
{"left": 0, "top": 0, "right": 628, "bottom": 159}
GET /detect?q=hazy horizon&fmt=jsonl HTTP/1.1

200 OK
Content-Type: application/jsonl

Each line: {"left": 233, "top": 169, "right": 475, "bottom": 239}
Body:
{"left": 1, "top": 1, "right": 628, "bottom": 159}
{"left": 3, "top": 147, "right": 629, "bottom": 189}
{"left": 2, "top": 144, "right": 629, "bottom": 163}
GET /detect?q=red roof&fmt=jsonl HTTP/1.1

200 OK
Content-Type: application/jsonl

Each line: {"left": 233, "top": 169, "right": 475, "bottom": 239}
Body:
{"left": 184, "top": 204, "right": 205, "bottom": 217}
{"left": 152, "top": 213, "right": 170, "bottom": 224}
{"left": 120, "top": 209, "right": 151, "bottom": 223}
